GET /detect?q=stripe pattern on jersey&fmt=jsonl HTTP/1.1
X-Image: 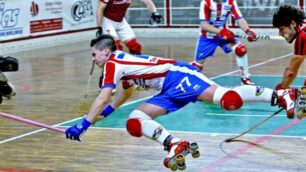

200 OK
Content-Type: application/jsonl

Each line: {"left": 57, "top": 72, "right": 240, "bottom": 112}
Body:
{"left": 101, "top": 0, "right": 131, "bottom": 22}
{"left": 102, "top": 51, "right": 176, "bottom": 88}
{"left": 199, "top": 0, "right": 243, "bottom": 38}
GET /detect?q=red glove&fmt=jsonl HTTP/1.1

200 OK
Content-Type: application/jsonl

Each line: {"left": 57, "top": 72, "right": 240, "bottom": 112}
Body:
{"left": 219, "top": 28, "right": 235, "bottom": 41}
{"left": 275, "top": 83, "right": 284, "bottom": 90}
{"left": 245, "top": 29, "right": 257, "bottom": 42}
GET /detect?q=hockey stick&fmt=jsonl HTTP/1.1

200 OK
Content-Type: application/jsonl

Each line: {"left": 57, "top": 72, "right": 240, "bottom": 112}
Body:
{"left": 225, "top": 108, "right": 284, "bottom": 143}
{"left": 84, "top": 61, "right": 95, "bottom": 98}
{"left": 236, "top": 34, "right": 284, "bottom": 40}
{"left": 0, "top": 112, "right": 65, "bottom": 133}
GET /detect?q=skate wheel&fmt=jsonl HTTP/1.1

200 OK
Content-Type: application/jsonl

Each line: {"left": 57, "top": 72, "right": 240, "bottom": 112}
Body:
{"left": 190, "top": 142, "right": 199, "bottom": 151}
{"left": 177, "top": 162, "right": 186, "bottom": 171}
{"left": 175, "top": 154, "right": 185, "bottom": 163}
{"left": 192, "top": 150, "right": 200, "bottom": 158}
{"left": 175, "top": 155, "right": 186, "bottom": 171}
{"left": 169, "top": 164, "right": 178, "bottom": 171}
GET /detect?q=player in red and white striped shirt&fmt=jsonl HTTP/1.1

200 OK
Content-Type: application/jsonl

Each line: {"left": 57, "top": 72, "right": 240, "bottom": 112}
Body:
{"left": 273, "top": 4, "right": 306, "bottom": 89}
{"left": 66, "top": 35, "right": 298, "bottom": 169}
{"left": 192, "top": 0, "right": 257, "bottom": 85}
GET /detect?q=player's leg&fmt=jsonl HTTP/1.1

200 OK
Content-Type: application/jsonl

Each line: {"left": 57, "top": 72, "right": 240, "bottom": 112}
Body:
{"left": 118, "top": 19, "right": 142, "bottom": 55}
{"left": 221, "top": 41, "right": 254, "bottom": 85}
{"left": 198, "top": 84, "right": 297, "bottom": 118}
{"left": 192, "top": 36, "right": 219, "bottom": 71}
{"left": 102, "top": 17, "right": 123, "bottom": 50}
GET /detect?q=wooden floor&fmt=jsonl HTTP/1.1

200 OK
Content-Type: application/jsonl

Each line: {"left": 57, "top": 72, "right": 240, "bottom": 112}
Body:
{"left": 0, "top": 37, "right": 305, "bottom": 172}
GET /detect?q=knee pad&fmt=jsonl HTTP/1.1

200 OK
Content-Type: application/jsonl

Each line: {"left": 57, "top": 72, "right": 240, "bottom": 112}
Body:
{"left": 233, "top": 44, "right": 247, "bottom": 57}
{"left": 220, "top": 90, "right": 243, "bottom": 111}
{"left": 115, "top": 40, "right": 123, "bottom": 50}
{"left": 126, "top": 118, "right": 142, "bottom": 137}
{"left": 126, "top": 39, "right": 142, "bottom": 55}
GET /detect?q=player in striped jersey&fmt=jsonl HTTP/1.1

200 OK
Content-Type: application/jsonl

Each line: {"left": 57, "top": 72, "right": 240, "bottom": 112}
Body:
{"left": 191, "top": 0, "right": 257, "bottom": 85}
{"left": 273, "top": 5, "right": 306, "bottom": 89}
{"left": 65, "top": 35, "right": 297, "bottom": 168}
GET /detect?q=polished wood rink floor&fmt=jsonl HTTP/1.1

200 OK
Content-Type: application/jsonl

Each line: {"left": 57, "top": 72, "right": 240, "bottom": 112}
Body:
{"left": 0, "top": 37, "right": 306, "bottom": 172}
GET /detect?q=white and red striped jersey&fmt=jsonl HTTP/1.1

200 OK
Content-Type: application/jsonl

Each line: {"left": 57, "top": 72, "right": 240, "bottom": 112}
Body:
{"left": 199, "top": 0, "right": 243, "bottom": 38}
{"left": 101, "top": 0, "right": 132, "bottom": 22}
{"left": 102, "top": 51, "right": 177, "bottom": 90}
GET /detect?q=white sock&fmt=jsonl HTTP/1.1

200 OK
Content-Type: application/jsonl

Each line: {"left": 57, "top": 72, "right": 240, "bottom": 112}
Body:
{"left": 233, "top": 85, "right": 273, "bottom": 102}
{"left": 235, "top": 54, "right": 250, "bottom": 78}
{"left": 213, "top": 86, "right": 273, "bottom": 103}
{"left": 129, "top": 110, "right": 170, "bottom": 145}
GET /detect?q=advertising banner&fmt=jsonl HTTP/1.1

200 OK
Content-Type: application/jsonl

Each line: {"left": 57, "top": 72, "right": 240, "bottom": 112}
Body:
{"left": 1, "top": 0, "right": 98, "bottom": 41}
{"left": 0, "top": 0, "right": 31, "bottom": 40}
{"left": 30, "top": 0, "right": 63, "bottom": 35}
{"left": 62, "top": 0, "right": 97, "bottom": 30}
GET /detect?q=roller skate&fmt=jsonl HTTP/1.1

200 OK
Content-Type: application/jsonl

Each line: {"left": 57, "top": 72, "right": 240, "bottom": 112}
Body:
{"left": 295, "top": 87, "right": 306, "bottom": 119}
{"left": 277, "top": 88, "right": 297, "bottom": 118}
{"left": 163, "top": 139, "right": 200, "bottom": 171}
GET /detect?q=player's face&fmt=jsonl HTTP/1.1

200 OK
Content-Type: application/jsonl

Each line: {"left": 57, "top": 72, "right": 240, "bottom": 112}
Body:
{"left": 91, "top": 47, "right": 110, "bottom": 67}
{"left": 278, "top": 22, "right": 297, "bottom": 44}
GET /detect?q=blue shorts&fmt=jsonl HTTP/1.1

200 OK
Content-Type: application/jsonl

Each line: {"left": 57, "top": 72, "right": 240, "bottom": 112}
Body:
{"left": 146, "top": 62, "right": 215, "bottom": 113}
{"left": 194, "top": 36, "right": 238, "bottom": 61}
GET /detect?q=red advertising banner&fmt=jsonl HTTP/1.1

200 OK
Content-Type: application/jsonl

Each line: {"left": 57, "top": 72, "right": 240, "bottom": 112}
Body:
{"left": 30, "top": 18, "right": 63, "bottom": 33}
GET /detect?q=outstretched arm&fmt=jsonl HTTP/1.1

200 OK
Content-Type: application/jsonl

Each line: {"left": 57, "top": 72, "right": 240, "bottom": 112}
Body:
{"left": 96, "top": 1, "right": 107, "bottom": 27}
{"left": 110, "top": 83, "right": 133, "bottom": 108}
{"left": 237, "top": 18, "right": 257, "bottom": 42}
{"left": 96, "top": 1, "right": 107, "bottom": 37}
{"left": 65, "top": 87, "right": 113, "bottom": 141}
{"left": 141, "top": 0, "right": 157, "bottom": 13}
{"left": 281, "top": 55, "right": 305, "bottom": 88}
{"left": 237, "top": 18, "right": 249, "bottom": 32}
{"left": 85, "top": 87, "right": 113, "bottom": 122}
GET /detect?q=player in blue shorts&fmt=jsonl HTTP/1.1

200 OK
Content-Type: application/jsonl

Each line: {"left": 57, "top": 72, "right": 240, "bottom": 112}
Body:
{"left": 65, "top": 35, "right": 297, "bottom": 170}
{"left": 191, "top": 0, "right": 257, "bottom": 85}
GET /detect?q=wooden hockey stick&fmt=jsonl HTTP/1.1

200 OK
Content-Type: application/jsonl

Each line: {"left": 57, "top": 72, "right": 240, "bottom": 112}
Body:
{"left": 84, "top": 61, "right": 95, "bottom": 98}
{"left": 0, "top": 112, "right": 65, "bottom": 133}
{"left": 225, "top": 108, "right": 284, "bottom": 143}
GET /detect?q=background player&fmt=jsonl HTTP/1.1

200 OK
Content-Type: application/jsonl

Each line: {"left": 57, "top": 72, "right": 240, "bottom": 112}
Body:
{"left": 96, "top": 0, "right": 163, "bottom": 55}
{"left": 192, "top": 0, "right": 257, "bottom": 85}
{"left": 95, "top": 0, "right": 163, "bottom": 88}
{"left": 65, "top": 35, "right": 297, "bottom": 169}
{"left": 272, "top": 4, "right": 306, "bottom": 89}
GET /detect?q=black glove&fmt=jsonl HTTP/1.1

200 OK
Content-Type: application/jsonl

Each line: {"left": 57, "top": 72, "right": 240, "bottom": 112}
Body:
{"left": 96, "top": 27, "right": 103, "bottom": 38}
{"left": 149, "top": 12, "right": 163, "bottom": 25}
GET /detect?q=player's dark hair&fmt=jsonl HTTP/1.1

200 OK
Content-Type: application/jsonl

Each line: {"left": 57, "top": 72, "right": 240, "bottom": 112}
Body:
{"left": 90, "top": 34, "right": 117, "bottom": 52}
{"left": 273, "top": 5, "right": 305, "bottom": 27}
